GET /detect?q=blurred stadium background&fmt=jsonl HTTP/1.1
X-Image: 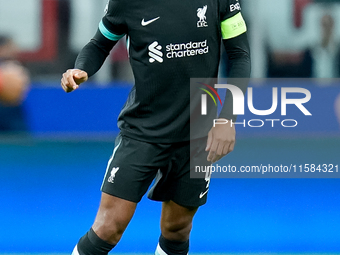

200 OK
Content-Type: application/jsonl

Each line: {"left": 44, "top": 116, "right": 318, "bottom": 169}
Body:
{"left": 0, "top": 0, "right": 340, "bottom": 254}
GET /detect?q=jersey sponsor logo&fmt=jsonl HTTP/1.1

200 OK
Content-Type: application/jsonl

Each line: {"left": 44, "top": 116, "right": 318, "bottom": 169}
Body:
{"left": 141, "top": 17, "right": 160, "bottom": 26}
{"left": 148, "top": 41, "right": 163, "bottom": 63}
{"left": 108, "top": 167, "right": 119, "bottom": 183}
{"left": 197, "top": 5, "right": 208, "bottom": 27}
{"left": 166, "top": 40, "right": 209, "bottom": 59}
{"left": 148, "top": 40, "right": 209, "bottom": 63}
{"left": 230, "top": 3, "right": 241, "bottom": 12}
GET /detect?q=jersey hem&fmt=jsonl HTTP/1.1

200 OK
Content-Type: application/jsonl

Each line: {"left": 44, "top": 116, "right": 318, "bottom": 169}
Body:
{"left": 120, "top": 129, "right": 189, "bottom": 143}
{"left": 119, "top": 129, "right": 208, "bottom": 143}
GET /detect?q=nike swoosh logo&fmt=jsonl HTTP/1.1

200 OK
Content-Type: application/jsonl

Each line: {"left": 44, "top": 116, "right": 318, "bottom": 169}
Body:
{"left": 199, "top": 189, "right": 209, "bottom": 199}
{"left": 141, "top": 17, "right": 160, "bottom": 26}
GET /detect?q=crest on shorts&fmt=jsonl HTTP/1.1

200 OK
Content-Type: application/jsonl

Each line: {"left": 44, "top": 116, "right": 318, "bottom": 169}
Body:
{"left": 108, "top": 167, "right": 119, "bottom": 183}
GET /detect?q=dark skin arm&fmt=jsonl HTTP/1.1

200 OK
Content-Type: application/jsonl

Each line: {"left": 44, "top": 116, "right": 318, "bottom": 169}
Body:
{"left": 61, "top": 29, "right": 117, "bottom": 93}
{"left": 206, "top": 32, "right": 251, "bottom": 163}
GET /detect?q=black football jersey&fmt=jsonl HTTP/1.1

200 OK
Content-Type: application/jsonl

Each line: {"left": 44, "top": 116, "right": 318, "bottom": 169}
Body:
{"left": 99, "top": 0, "right": 247, "bottom": 142}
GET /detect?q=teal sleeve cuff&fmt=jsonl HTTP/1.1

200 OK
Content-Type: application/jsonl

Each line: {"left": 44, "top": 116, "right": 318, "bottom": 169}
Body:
{"left": 99, "top": 20, "right": 125, "bottom": 41}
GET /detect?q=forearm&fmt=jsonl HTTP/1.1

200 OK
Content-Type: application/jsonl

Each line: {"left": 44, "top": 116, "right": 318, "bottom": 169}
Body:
{"left": 75, "top": 29, "right": 118, "bottom": 77}
{"left": 219, "top": 32, "right": 251, "bottom": 121}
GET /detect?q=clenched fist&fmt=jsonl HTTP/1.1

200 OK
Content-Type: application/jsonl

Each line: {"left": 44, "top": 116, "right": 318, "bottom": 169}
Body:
{"left": 61, "top": 69, "right": 88, "bottom": 93}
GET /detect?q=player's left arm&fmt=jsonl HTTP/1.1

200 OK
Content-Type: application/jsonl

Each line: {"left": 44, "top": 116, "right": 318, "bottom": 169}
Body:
{"left": 206, "top": 12, "right": 251, "bottom": 163}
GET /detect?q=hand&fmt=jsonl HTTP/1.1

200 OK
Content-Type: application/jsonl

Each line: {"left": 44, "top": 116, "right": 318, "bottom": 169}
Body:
{"left": 0, "top": 62, "right": 30, "bottom": 106}
{"left": 61, "top": 69, "right": 88, "bottom": 93}
{"left": 205, "top": 118, "right": 236, "bottom": 163}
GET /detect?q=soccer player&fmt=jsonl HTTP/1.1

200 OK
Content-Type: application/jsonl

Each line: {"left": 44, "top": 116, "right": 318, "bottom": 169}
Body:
{"left": 61, "top": 0, "right": 251, "bottom": 254}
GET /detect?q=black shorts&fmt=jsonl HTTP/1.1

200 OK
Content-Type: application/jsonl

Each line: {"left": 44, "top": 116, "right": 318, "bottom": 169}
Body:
{"left": 101, "top": 133, "right": 211, "bottom": 207}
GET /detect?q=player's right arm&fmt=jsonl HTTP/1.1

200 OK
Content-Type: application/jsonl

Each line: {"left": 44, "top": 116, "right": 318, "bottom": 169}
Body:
{"left": 61, "top": 0, "right": 126, "bottom": 93}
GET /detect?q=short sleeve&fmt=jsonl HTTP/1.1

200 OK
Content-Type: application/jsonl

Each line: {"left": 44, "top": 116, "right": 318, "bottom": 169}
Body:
{"left": 99, "top": 0, "right": 127, "bottom": 41}
{"left": 220, "top": 0, "right": 247, "bottom": 39}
